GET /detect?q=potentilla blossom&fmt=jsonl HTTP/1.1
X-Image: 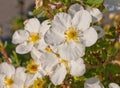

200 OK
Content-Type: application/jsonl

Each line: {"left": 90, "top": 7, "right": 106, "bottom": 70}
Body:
{"left": 25, "top": 59, "right": 45, "bottom": 87}
{"left": 0, "top": 62, "right": 26, "bottom": 88}
{"left": 68, "top": 3, "right": 103, "bottom": 22}
{"left": 39, "top": 52, "right": 86, "bottom": 85}
{"left": 45, "top": 10, "right": 98, "bottom": 60}
{"left": 12, "top": 18, "right": 50, "bottom": 54}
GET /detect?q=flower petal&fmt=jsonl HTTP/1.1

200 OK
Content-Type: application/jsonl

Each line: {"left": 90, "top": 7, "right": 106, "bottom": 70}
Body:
{"left": 14, "top": 67, "right": 27, "bottom": 88}
{"left": 25, "top": 18, "right": 40, "bottom": 33}
{"left": 58, "top": 42, "right": 85, "bottom": 60}
{"left": 12, "top": 30, "right": 29, "bottom": 44}
{"left": 92, "top": 26, "right": 104, "bottom": 39}
{"left": 30, "top": 47, "right": 42, "bottom": 60}
{"left": 16, "top": 42, "right": 33, "bottom": 54}
{"left": 50, "top": 64, "right": 67, "bottom": 85}
{"left": 68, "top": 3, "right": 84, "bottom": 17}
{"left": 86, "top": 7, "right": 103, "bottom": 22}
{"left": 70, "top": 58, "right": 86, "bottom": 76}
{"left": 39, "top": 52, "right": 59, "bottom": 72}
{"left": 37, "top": 38, "right": 48, "bottom": 51}
{"left": 84, "top": 77, "right": 104, "bottom": 88}
{"left": 45, "top": 29, "right": 65, "bottom": 46}
{"left": 72, "top": 10, "right": 92, "bottom": 31}
{"left": 52, "top": 12, "right": 71, "bottom": 33}
{"left": 39, "top": 20, "right": 51, "bottom": 35}
{"left": 82, "top": 27, "right": 98, "bottom": 47}
{"left": 109, "top": 83, "right": 120, "bottom": 88}
{"left": 0, "top": 74, "right": 6, "bottom": 88}
{"left": 0, "top": 62, "right": 15, "bottom": 77}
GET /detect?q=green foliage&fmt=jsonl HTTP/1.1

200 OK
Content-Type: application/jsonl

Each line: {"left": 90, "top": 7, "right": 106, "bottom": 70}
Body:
{"left": 83, "top": 0, "right": 104, "bottom": 7}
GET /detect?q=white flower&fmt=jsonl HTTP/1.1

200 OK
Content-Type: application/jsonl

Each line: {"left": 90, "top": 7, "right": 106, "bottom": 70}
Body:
{"left": 109, "top": 83, "right": 120, "bottom": 88}
{"left": 104, "top": 0, "right": 120, "bottom": 11}
{"left": 45, "top": 11, "right": 98, "bottom": 60}
{"left": 25, "top": 59, "right": 45, "bottom": 87}
{"left": 12, "top": 18, "right": 50, "bottom": 54}
{"left": 68, "top": 3, "right": 103, "bottom": 22}
{"left": 39, "top": 52, "right": 86, "bottom": 85}
{"left": 0, "top": 62, "right": 26, "bottom": 88}
{"left": 84, "top": 77, "right": 104, "bottom": 88}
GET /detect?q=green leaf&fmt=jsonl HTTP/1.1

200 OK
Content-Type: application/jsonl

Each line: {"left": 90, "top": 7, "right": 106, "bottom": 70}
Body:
{"left": 84, "top": 0, "right": 103, "bottom": 7}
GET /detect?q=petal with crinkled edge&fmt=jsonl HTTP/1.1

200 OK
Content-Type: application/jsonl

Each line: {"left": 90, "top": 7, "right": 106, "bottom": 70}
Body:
{"left": 86, "top": 7, "right": 103, "bottom": 22}
{"left": 50, "top": 64, "right": 67, "bottom": 85}
{"left": 52, "top": 12, "right": 71, "bottom": 33}
{"left": 45, "top": 29, "right": 65, "bottom": 46}
{"left": 25, "top": 18, "right": 40, "bottom": 33}
{"left": 39, "top": 52, "right": 59, "bottom": 72}
{"left": 69, "top": 58, "right": 86, "bottom": 76}
{"left": 72, "top": 10, "right": 92, "bottom": 31}
{"left": 16, "top": 42, "right": 33, "bottom": 54}
{"left": 68, "top": 3, "right": 84, "bottom": 17}
{"left": 12, "top": 30, "right": 29, "bottom": 44}
{"left": 39, "top": 20, "right": 51, "bottom": 36}
{"left": 82, "top": 27, "right": 98, "bottom": 47}
{"left": 58, "top": 42, "right": 85, "bottom": 60}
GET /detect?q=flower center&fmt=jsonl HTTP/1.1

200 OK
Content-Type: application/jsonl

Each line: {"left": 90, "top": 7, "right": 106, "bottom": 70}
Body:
{"left": 65, "top": 26, "right": 80, "bottom": 42}
{"left": 4, "top": 77, "right": 14, "bottom": 87}
{"left": 28, "top": 33, "right": 40, "bottom": 43}
{"left": 27, "top": 60, "right": 39, "bottom": 74}
{"left": 29, "top": 78, "right": 45, "bottom": 88}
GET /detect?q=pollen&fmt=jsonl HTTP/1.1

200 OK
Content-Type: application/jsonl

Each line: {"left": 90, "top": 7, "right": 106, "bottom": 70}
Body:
{"left": 27, "top": 60, "right": 39, "bottom": 74}
{"left": 29, "top": 33, "right": 40, "bottom": 43}
{"left": 4, "top": 77, "right": 14, "bottom": 87}
{"left": 45, "top": 46, "right": 53, "bottom": 53}
{"left": 65, "top": 26, "right": 80, "bottom": 42}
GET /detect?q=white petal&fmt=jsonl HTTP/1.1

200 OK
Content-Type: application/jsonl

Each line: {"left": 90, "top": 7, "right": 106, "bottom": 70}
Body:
{"left": 12, "top": 30, "right": 29, "bottom": 44}
{"left": 16, "top": 42, "right": 33, "bottom": 54}
{"left": 70, "top": 58, "right": 86, "bottom": 76}
{"left": 50, "top": 64, "right": 67, "bottom": 85}
{"left": 58, "top": 42, "right": 85, "bottom": 60}
{"left": 37, "top": 38, "right": 48, "bottom": 51}
{"left": 84, "top": 77, "right": 104, "bottom": 88}
{"left": 68, "top": 3, "right": 84, "bottom": 17}
{"left": 72, "top": 10, "right": 92, "bottom": 31}
{"left": 14, "top": 67, "right": 26, "bottom": 87}
{"left": 39, "top": 53, "right": 59, "bottom": 72}
{"left": 0, "top": 74, "right": 5, "bottom": 88}
{"left": 86, "top": 7, "right": 103, "bottom": 22}
{"left": 52, "top": 12, "right": 71, "bottom": 33}
{"left": 25, "top": 18, "right": 40, "bottom": 33}
{"left": 30, "top": 47, "right": 42, "bottom": 60}
{"left": 45, "top": 29, "right": 65, "bottom": 46}
{"left": 39, "top": 20, "right": 51, "bottom": 35}
{"left": 0, "top": 62, "right": 15, "bottom": 77}
{"left": 92, "top": 26, "right": 104, "bottom": 39}
{"left": 82, "top": 27, "right": 98, "bottom": 47}
{"left": 109, "top": 83, "right": 120, "bottom": 88}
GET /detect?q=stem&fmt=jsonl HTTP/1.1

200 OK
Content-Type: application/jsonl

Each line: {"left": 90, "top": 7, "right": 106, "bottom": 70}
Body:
{"left": 0, "top": 39, "right": 11, "bottom": 64}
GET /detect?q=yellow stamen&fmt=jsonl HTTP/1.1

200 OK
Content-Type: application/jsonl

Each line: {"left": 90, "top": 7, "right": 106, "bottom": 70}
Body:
{"left": 65, "top": 26, "right": 80, "bottom": 42}
{"left": 45, "top": 46, "right": 53, "bottom": 53}
{"left": 29, "top": 33, "right": 40, "bottom": 43}
{"left": 4, "top": 77, "right": 14, "bottom": 87}
{"left": 59, "top": 59, "right": 70, "bottom": 73}
{"left": 27, "top": 60, "right": 39, "bottom": 74}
